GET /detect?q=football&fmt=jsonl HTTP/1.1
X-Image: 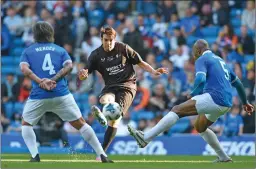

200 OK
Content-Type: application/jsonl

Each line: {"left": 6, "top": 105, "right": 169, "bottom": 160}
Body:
{"left": 102, "top": 102, "right": 122, "bottom": 120}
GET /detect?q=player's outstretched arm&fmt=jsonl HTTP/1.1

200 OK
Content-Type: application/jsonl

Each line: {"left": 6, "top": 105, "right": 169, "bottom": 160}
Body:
{"left": 51, "top": 61, "right": 73, "bottom": 82}
{"left": 138, "top": 61, "right": 168, "bottom": 76}
{"left": 232, "top": 78, "right": 254, "bottom": 115}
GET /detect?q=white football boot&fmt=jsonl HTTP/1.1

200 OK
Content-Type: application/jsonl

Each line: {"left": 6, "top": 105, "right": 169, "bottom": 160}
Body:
{"left": 127, "top": 124, "right": 149, "bottom": 148}
{"left": 212, "top": 157, "right": 233, "bottom": 163}
{"left": 91, "top": 105, "right": 107, "bottom": 127}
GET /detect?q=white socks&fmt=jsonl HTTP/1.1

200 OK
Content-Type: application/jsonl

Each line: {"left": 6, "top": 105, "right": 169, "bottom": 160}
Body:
{"left": 79, "top": 123, "right": 107, "bottom": 157}
{"left": 22, "top": 124, "right": 107, "bottom": 158}
{"left": 144, "top": 111, "right": 179, "bottom": 142}
{"left": 21, "top": 126, "right": 38, "bottom": 158}
{"left": 200, "top": 128, "right": 230, "bottom": 160}
{"left": 142, "top": 111, "right": 229, "bottom": 161}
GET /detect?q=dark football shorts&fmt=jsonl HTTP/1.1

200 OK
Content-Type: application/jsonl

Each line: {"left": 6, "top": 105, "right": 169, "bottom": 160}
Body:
{"left": 99, "top": 86, "right": 136, "bottom": 116}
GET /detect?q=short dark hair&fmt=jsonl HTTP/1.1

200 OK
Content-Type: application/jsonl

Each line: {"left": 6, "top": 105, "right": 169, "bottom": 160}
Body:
{"left": 193, "top": 39, "right": 209, "bottom": 59}
{"left": 100, "top": 25, "right": 116, "bottom": 38}
{"left": 32, "top": 21, "right": 54, "bottom": 43}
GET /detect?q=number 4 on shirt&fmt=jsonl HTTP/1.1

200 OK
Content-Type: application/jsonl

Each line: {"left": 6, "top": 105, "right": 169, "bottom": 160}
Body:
{"left": 42, "top": 53, "right": 56, "bottom": 75}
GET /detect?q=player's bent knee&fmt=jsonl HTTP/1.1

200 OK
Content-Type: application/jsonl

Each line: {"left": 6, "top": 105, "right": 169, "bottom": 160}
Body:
{"left": 69, "top": 117, "right": 85, "bottom": 130}
{"left": 22, "top": 119, "right": 32, "bottom": 126}
{"left": 196, "top": 127, "right": 207, "bottom": 133}
{"left": 100, "top": 93, "right": 115, "bottom": 105}
{"left": 194, "top": 123, "right": 207, "bottom": 133}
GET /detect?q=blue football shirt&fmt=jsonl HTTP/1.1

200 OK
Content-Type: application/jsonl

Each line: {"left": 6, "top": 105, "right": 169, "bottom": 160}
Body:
{"left": 20, "top": 43, "right": 71, "bottom": 99}
{"left": 195, "top": 50, "right": 237, "bottom": 107}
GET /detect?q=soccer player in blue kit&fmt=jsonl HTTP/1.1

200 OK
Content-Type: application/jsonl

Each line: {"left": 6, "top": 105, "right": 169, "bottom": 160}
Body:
{"left": 128, "top": 39, "right": 254, "bottom": 162}
{"left": 20, "top": 21, "right": 113, "bottom": 163}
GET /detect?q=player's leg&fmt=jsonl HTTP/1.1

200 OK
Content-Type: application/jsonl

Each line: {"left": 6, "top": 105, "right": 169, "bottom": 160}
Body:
{"left": 102, "top": 89, "right": 135, "bottom": 152}
{"left": 90, "top": 92, "right": 116, "bottom": 160}
{"left": 128, "top": 97, "right": 198, "bottom": 147}
{"left": 69, "top": 117, "right": 113, "bottom": 163}
{"left": 141, "top": 99, "right": 197, "bottom": 141}
{"left": 53, "top": 94, "right": 113, "bottom": 163}
{"left": 96, "top": 92, "right": 116, "bottom": 152}
{"left": 91, "top": 92, "right": 115, "bottom": 126}
{"left": 22, "top": 99, "right": 47, "bottom": 162}
{"left": 195, "top": 113, "right": 232, "bottom": 162}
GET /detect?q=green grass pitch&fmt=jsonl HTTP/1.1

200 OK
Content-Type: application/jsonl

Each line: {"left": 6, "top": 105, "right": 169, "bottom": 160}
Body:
{"left": 1, "top": 154, "right": 255, "bottom": 168}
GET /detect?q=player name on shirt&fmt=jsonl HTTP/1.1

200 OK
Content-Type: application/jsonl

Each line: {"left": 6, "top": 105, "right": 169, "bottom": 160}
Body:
{"left": 20, "top": 43, "right": 71, "bottom": 99}
{"left": 35, "top": 46, "right": 55, "bottom": 52}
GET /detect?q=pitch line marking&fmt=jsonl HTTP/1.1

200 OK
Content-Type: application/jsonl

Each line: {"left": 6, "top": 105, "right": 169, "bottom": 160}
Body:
{"left": 1, "top": 159, "right": 254, "bottom": 163}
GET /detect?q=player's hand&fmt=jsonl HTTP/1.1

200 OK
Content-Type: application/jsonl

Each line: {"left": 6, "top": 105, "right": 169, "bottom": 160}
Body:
{"left": 78, "top": 69, "right": 88, "bottom": 81}
{"left": 242, "top": 103, "right": 254, "bottom": 116}
{"left": 153, "top": 67, "right": 169, "bottom": 76}
{"left": 50, "top": 81, "right": 57, "bottom": 90}
{"left": 39, "top": 78, "right": 56, "bottom": 91}
{"left": 187, "top": 94, "right": 192, "bottom": 99}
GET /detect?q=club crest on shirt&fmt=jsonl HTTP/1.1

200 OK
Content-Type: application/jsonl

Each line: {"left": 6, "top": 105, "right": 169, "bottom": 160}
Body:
{"left": 101, "top": 57, "right": 105, "bottom": 62}
{"left": 107, "top": 56, "right": 114, "bottom": 61}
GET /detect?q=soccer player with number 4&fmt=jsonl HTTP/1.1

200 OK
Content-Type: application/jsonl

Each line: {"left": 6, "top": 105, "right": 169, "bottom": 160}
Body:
{"left": 19, "top": 21, "right": 113, "bottom": 163}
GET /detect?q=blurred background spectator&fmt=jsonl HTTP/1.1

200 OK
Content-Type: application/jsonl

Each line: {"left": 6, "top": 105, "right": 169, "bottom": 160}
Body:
{"left": 1, "top": 0, "right": 255, "bottom": 137}
{"left": 3, "top": 6, "right": 24, "bottom": 36}
{"left": 241, "top": 1, "right": 255, "bottom": 30}
{"left": 222, "top": 106, "right": 244, "bottom": 137}
{"left": 211, "top": 0, "right": 229, "bottom": 27}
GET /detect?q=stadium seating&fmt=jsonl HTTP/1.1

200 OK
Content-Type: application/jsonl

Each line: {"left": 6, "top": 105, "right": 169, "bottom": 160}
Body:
{"left": 11, "top": 47, "right": 25, "bottom": 56}
{"left": 88, "top": 9, "right": 105, "bottom": 28}
{"left": 186, "top": 36, "right": 198, "bottom": 47}
{"left": 230, "top": 8, "right": 242, "bottom": 18}
{"left": 13, "top": 102, "right": 24, "bottom": 114}
{"left": 131, "top": 111, "right": 155, "bottom": 121}
{"left": 231, "top": 18, "right": 241, "bottom": 28}
{"left": 1, "top": 66, "right": 16, "bottom": 74}
{"left": 169, "top": 117, "right": 190, "bottom": 134}
{"left": 115, "top": 1, "right": 130, "bottom": 12}
{"left": 204, "top": 37, "right": 216, "bottom": 46}
{"left": 13, "top": 38, "right": 24, "bottom": 47}
{"left": 2, "top": 57, "right": 14, "bottom": 65}
{"left": 201, "top": 26, "right": 220, "bottom": 37}
{"left": 4, "top": 102, "right": 14, "bottom": 119}
{"left": 13, "top": 57, "right": 21, "bottom": 67}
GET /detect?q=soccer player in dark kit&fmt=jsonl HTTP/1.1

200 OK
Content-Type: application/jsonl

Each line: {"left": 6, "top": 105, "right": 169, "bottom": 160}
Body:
{"left": 78, "top": 25, "right": 168, "bottom": 160}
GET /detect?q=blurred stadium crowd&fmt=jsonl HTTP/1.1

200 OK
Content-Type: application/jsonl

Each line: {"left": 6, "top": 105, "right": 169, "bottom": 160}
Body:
{"left": 1, "top": 1, "right": 255, "bottom": 141}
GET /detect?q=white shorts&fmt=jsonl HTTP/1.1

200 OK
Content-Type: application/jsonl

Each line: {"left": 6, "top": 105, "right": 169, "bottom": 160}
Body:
{"left": 22, "top": 93, "right": 82, "bottom": 125}
{"left": 191, "top": 93, "right": 231, "bottom": 122}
